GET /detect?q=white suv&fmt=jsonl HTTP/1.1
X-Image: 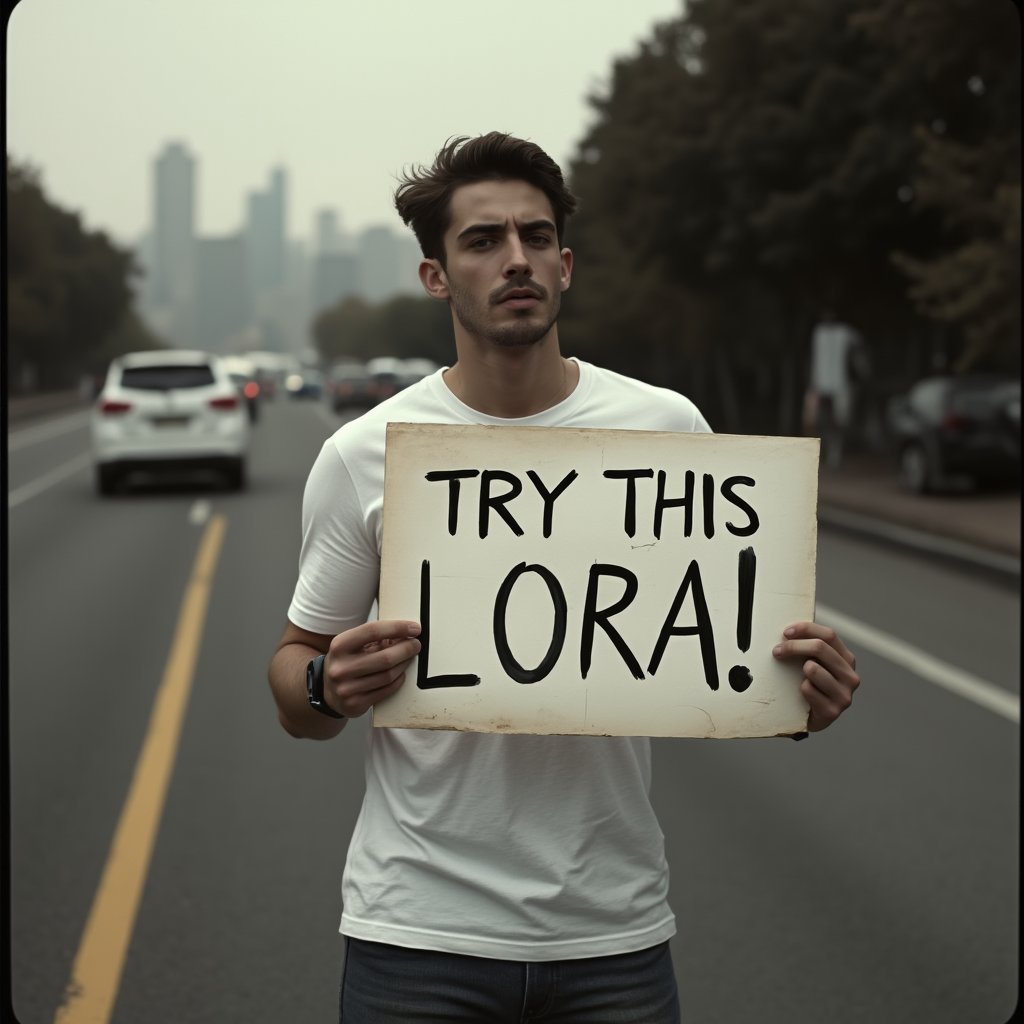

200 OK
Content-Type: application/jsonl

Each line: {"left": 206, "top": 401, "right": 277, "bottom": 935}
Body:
{"left": 92, "top": 349, "right": 250, "bottom": 495}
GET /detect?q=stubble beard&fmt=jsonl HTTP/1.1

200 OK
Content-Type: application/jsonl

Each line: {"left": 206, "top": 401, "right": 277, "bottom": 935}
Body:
{"left": 449, "top": 281, "right": 561, "bottom": 348}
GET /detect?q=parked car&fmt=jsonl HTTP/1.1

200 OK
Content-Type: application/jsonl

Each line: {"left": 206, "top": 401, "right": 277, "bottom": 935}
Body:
{"left": 219, "top": 355, "right": 262, "bottom": 422}
{"left": 886, "top": 374, "right": 1020, "bottom": 493}
{"left": 91, "top": 349, "right": 250, "bottom": 495}
{"left": 326, "top": 360, "right": 374, "bottom": 411}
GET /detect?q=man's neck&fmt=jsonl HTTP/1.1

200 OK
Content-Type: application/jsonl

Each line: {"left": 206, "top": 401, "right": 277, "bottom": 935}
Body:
{"left": 443, "top": 340, "right": 578, "bottom": 418}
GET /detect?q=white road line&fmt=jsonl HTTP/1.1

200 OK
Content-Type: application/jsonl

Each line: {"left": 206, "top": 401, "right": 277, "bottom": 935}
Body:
{"left": 6, "top": 411, "right": 92, "bottom": 452}
{"left": 188, "top": 500, "right": 211, "bottom": 525}
{"left": 7, "top": 453, "right": 93, "bottom": 508}
{"left": 816, "top": 602, "right": 1020, "bottom": 724}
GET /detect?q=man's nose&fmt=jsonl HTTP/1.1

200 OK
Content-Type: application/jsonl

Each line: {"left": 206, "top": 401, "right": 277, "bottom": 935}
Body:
{"left": 503, "top": 237, "right": 532, "bottom": 277}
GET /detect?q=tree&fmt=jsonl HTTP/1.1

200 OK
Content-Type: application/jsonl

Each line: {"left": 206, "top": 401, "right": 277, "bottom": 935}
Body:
{"left": 852, "top": 0, "right": 1020, "bottom": 372}
{"left": 6, "top": 156, "right": 161, "bottom": 391}
{"left": 561, "top": 0, "right": 1020, "bottom": 434}
{"left": 312, "top": 293, "right": 453, "bottom": 366}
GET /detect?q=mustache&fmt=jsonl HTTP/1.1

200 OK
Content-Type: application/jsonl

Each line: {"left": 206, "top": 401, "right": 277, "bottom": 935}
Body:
{"left": 490, "top": 278, "right": 546, "bottom": 305}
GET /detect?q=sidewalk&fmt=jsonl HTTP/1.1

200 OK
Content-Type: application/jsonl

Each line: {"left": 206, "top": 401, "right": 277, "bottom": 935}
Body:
{"left": 816, "top": 452, "right": 1020, "bottom": 566}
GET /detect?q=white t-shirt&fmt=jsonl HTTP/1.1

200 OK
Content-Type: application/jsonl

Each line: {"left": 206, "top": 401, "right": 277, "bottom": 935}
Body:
{"left": 288, "top": 358, "right": 712, "bottom": 961}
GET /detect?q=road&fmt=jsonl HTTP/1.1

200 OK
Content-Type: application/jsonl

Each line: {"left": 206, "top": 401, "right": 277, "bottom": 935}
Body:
{"left": 6, "top": 399, "right": 1019, "bottom": 1024}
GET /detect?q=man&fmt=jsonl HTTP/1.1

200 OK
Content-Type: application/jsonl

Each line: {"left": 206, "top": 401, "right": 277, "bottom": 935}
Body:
{"left": 268, "top": 133, "right": 860, "bottom": 1023}
{"left": 808, "top": 308, "right": 865, "bottom": 469}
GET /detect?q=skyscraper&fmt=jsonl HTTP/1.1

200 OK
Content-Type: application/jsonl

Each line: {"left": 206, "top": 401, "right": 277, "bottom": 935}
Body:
{"left": 149, "top": 141, "right": 197, "bottom": 344}
{"left": 245, "top": 165, "right": 287, "bottom": 295}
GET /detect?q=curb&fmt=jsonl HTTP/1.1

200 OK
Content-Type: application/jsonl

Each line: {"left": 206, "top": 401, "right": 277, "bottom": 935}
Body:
{"left": 818, "top": 504, "right": 1020, "bottom": 582}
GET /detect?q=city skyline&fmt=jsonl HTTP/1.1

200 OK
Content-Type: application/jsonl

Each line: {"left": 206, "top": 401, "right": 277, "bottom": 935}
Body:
{"left": 138, "top": 140, "right": 422, "bottom": 356}
{"left": 7, "top": 0, "right": 686, "bottom": 249}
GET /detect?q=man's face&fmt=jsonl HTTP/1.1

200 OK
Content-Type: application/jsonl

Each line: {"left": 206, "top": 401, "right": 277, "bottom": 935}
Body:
{"left": 423, "top": 179, "right": 573, "bottom": 348}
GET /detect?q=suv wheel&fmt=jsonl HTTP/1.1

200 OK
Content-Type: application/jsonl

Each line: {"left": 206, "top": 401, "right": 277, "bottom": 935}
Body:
{"left": 225, "top": 458, "right": 247, "bottom": 492}
{"left": 96, "top": 465, "right": 119, "bottom": 496}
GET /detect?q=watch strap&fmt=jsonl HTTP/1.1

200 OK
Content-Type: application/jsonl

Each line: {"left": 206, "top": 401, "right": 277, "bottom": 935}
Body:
{"left": 307, "top": 654, "right": 345, "bottom": 719}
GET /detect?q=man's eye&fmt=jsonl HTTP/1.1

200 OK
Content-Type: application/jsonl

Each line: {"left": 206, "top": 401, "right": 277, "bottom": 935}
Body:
{"left": 528, "top": 235, "right": 552, "bottom": 246}
{"left": 470, "top": 237, "right": 495, "bottom": 249}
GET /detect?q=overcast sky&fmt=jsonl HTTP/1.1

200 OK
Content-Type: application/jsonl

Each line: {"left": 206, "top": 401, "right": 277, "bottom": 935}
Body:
{"left": 7, "top": 0, "right": 684, "bottom": 249}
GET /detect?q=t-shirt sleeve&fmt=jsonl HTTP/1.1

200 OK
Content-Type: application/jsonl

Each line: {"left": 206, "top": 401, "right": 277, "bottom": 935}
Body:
{"left": 287, "top": 439, "right": 380, "bottom": 636}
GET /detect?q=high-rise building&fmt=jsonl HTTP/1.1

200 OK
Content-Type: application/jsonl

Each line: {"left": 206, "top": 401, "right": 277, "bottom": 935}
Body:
{"left": 194, "top": 234, "right": 251, "bottom": 353}
{"left": 357, "top": 226, "right": 399, "bottom": 302}
{"left": 148, "top": 141, "right": 197, "bottom": 344}
{"left": 312, "top": 252, "right": 360, "bottom": 315}
{"left": 245, "top": 165, "right": 287, "bottom": 295}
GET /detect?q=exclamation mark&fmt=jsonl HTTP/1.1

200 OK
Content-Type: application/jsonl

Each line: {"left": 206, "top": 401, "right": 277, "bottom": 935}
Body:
{"left": 728, "top": 547, "right": 756, "bottom": 692}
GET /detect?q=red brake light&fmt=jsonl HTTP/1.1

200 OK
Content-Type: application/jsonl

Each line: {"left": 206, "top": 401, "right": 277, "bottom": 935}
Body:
{"left": 209, "top": 396, "right": 239, "bottom": 410}
{"left": 100, "top": 399, "right": 133, "bottom": 415}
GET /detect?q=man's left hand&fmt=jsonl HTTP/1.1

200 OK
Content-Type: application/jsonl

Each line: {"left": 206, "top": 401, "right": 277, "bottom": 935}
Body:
{"left": 773, "top": 621, "right": 860, "bottom": 732}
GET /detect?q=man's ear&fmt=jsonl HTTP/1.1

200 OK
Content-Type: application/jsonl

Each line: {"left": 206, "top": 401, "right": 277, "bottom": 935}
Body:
{"left": 419, "top": 259, "right": 450, "bottom": 300}
{"left": 559, "top": 248, "right": 573, "bottom": 293}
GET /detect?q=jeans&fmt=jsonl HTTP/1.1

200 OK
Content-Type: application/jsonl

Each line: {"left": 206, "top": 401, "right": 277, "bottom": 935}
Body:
{"left": 339, "top": 937, "right": 681, "bottom": 1023}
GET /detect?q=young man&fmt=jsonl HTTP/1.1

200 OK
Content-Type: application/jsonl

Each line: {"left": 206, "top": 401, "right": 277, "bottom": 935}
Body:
{"left": 268, "top": 132, "right": 860, "bottom": 1023}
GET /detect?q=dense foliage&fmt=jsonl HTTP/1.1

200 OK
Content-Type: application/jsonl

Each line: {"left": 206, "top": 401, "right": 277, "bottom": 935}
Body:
{"left": 6, "top": 157, "right": 163, "bottom": 393}
{"left": 313, "top": 294, "right": 454, "bottom": 367}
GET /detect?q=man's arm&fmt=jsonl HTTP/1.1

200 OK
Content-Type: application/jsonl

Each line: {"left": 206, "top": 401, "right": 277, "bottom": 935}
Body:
{"left": 268, "top": 619, "right": 422, "bottom": 740}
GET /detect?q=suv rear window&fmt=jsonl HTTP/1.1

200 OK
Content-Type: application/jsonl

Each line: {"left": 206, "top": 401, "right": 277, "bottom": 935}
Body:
{"left": 121, "top": 365, "right": 216, "bottom": 390}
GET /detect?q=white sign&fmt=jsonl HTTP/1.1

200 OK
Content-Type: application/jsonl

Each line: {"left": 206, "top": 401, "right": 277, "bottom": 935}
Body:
{"left": 376, "top": 423, "right": 819, "bottom": 738}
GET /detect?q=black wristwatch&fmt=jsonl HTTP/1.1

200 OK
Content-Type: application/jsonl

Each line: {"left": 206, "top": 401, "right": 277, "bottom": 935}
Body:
{"left": 306, "top": 654, "right": 345, "bottom": 718}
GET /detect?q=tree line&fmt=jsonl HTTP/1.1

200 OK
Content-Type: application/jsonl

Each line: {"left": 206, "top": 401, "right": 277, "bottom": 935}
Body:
{"left": 315, "top": 0, "right": 1019, "bottom": 436}
{"left": 6, "top": 156, "right": 163, "bottom": 395}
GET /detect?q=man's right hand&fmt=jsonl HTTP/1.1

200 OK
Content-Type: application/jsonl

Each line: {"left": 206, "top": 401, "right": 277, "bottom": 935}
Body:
{"left": 322, "top": 620, "right": 422, "bottom": 718}
{"left": 268, "top": 619, "right": 421, "bottom": 739}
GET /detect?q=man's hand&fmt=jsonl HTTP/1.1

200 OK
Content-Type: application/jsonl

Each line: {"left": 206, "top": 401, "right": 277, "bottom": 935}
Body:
{"left": 772, "top": 621, "right": 860, "bottom": 732}
{"left": 323, "top": 620, "right": 422, "bottom": 718}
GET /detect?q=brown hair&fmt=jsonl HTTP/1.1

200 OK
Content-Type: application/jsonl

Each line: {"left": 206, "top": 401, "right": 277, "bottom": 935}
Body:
{"left": 393, "top": 132, "right": 578, "bottom": 264}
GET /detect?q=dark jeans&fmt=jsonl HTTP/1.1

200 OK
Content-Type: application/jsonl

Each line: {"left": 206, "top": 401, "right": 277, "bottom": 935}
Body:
{"left": 339, "top": 937, "right": 680, "bottom": 1023}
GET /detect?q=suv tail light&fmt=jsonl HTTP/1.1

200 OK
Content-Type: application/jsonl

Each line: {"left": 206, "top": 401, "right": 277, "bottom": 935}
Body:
{"left": 100, "top": 399, "right": 133, "bottom": 415}
{"left": 209, "top": 396, "right": 239, "bottom": 411}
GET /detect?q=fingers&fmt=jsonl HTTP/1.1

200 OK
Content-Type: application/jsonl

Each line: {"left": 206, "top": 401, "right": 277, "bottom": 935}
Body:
{"left": 773, "top": 621, "right": 860, "bottom": 732}
{"left": 325, "top": 619, "right": 422, "bottom": 718}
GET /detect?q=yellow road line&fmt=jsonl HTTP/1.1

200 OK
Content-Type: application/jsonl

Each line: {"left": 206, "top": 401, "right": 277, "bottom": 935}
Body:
{"left": 54, "top": 515, "right": 228, "bottom": 1024}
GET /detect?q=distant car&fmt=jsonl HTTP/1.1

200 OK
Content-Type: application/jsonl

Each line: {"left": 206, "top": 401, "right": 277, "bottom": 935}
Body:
{"left": 285, "top": 368, "right": 324, "bottom": 399}
{"left": 326, "top": 360, "right": 373, "bottom": 411}
{"left": 366, "top": 356, "right": 406, "bottom": 404}
{"left": 91, "top": 349, "right": 250, "bottom": 495}
{"left": 219, "top": 355, "right": 262, "bottom": 422}
{"left": 398, "top": 357, "right": 440, "bottom": 388}
{"left": 886, "top": 374, "right": 1020, "bottom": 493}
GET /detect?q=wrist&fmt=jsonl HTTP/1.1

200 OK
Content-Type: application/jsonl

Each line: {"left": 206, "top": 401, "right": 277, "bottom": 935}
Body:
{"left": 306, "top": 653, "right": 345, "bottom": 719}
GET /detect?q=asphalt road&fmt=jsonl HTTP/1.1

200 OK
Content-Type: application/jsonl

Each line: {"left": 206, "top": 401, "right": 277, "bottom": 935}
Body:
{"left": 5, "top": 398, "right": 1019, "bottom": 1024}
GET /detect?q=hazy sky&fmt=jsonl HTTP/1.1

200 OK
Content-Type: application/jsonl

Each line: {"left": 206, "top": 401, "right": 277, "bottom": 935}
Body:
{"left": 7, "top": 0, "right": 684, "bottom": 248}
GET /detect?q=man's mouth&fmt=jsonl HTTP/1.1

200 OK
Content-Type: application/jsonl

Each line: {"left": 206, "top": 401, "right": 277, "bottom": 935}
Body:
{"left": 495, "top": 287, "right": 544, "bottom": 306}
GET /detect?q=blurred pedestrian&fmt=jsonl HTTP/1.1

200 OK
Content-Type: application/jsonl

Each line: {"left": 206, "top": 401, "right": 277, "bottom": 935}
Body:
{"left": 808, "top": 309, "right": 864, "bottom": 469}
{"left": 268, "top": 132, "right": 861, "bottom": 1023}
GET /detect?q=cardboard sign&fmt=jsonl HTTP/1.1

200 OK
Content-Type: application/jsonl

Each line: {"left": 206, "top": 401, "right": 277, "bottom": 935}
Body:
{"left": 376, "top": 423, "right": 818, "bottom": 738}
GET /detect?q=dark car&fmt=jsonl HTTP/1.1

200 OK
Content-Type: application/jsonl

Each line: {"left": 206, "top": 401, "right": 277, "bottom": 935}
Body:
{"left": 326, "top": 361, "right": 374, "bottom": 411}
{"left": 285, "top": 368, "right": 324, "bottom": 399}
{"left": 366, "top": 356, "right": 406, "bottom": 404}
{"left": 886, "top": 374, "right": 1020, "bottom": 493}
{"left": 220, "top": 356, "right": 262, "bottom": 422}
